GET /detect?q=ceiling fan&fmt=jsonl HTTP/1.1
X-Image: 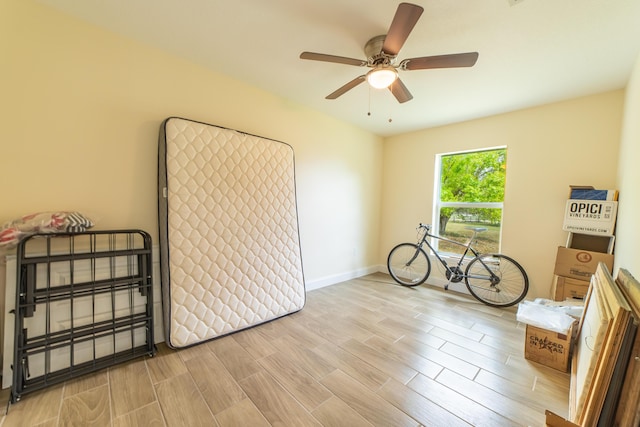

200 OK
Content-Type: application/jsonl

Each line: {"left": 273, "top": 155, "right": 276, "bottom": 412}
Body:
{"left": 299, "top": 2, "right": 478, "bottom": 103}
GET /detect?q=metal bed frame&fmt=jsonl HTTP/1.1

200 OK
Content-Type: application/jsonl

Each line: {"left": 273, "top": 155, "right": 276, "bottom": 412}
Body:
{"left": 11, "top": 230, "right": 155, "bottom": 403}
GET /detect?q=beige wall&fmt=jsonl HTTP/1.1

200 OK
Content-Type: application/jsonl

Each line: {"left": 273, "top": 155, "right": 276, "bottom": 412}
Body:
{"left": 380, "top": 91, "right": 623, "bottom": 299}
{"left": 0, "top": 1, "right": 383, "bottom": 289}
{"left": 615, "top": 53, "right": 640, "bottom": 278}
{"left": 2, "top": 1, "right": 633, "bottom": 301}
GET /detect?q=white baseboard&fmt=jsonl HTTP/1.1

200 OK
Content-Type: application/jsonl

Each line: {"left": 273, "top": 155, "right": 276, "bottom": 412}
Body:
{"left": 305, "top": 265, "right": 380, "bottom": 291}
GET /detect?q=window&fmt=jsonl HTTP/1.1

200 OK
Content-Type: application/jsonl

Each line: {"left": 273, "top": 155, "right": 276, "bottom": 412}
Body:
{"left": 433, "top": 147, "right": 507, "bottom": 255}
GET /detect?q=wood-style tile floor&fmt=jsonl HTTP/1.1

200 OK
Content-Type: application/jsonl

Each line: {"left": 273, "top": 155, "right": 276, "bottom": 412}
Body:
{"left": 0, "top": 273, "right": 569, "bottom": 426}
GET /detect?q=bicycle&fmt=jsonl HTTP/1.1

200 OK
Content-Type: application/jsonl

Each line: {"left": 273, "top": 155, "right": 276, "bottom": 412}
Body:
{"left": 387, "top": 223, "right": 528, "bottom": 307}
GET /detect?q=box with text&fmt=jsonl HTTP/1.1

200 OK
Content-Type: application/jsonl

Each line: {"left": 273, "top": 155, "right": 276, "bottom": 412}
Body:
{"left": 524, "top": 323, "right": 575, "bottom": 372}
{"left": 562, "top": 199, "right": 617, "bottom": 236}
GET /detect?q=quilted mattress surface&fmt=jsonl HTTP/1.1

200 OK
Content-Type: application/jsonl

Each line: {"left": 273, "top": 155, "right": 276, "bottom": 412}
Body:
{"left": 158, "top": 117, "right": 305, "bottom": 348}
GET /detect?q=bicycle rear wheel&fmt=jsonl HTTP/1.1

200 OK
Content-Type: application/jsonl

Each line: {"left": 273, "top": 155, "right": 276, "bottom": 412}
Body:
{"left": 465, "top": 254, "right": 528, "bottom": 307}
{"left": 387, "top": 243, "right": 431, "bottom": 287}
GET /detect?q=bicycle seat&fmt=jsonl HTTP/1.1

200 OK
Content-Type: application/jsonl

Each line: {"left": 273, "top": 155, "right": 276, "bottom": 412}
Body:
{"left": 465, "top": 226, "right": 487, "bottom": 233}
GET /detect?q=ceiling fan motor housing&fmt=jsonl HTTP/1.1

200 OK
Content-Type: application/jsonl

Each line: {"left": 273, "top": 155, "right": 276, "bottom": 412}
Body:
{"left": 364, "top": 35, "right": 396, "bottom": 65}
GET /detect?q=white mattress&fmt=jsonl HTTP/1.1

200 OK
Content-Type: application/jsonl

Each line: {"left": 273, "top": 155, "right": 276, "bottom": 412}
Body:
{"left": 158, "top": 117, "right": 305, "bottom": 348}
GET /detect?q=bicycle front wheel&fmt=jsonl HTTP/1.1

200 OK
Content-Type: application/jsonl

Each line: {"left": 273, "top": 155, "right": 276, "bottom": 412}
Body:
{"left": 465, "top": 254, "right": 528, "bottom": 307}
{"left": 387, "top": 243, "right": 431, "bottom": 287}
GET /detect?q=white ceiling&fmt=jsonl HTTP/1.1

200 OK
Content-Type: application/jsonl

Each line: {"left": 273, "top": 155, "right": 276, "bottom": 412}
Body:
{"left": 38, "top": 0, "right": 640, "bottom": 136}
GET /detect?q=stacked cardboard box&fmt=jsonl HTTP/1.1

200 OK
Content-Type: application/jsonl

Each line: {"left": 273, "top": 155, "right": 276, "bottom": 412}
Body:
{"left": 552, "top": 186, "right": 617, "bottom": 301}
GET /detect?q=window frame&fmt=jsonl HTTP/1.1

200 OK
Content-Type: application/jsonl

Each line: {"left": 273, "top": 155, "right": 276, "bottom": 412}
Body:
{"left": 432, "top": 146, "right": 507, "bottom": 254}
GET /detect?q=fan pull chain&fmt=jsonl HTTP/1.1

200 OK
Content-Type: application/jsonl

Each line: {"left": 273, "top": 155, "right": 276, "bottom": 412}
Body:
{"left": 365, "top": 87, "right": 393, "bottom": 123}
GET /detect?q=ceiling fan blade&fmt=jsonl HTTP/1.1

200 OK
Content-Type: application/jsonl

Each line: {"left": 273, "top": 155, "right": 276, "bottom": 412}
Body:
{"left": 389, "top": 78, "right": 413, "bottom": 103}
{"left": 382, "top": 3, "right": 424, "bottom": 56}
{"left": 300, "top": 52, "right": 367, "bottom": 67}
{"left": 326, "top": 75, "right": 366, "bottom": 99}
{"left": 402, "top": 52, "right": 479, "bottom": 70}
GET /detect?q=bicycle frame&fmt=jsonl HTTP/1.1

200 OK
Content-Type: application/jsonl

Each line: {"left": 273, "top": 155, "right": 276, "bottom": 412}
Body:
{"left": 414, "top": 224, "right": 500, "bottom": 285}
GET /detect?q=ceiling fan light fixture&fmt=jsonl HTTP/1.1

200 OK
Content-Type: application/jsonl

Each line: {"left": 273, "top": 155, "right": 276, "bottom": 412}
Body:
{"left": 366, "top": 66, "right": 398, "bottom": 89}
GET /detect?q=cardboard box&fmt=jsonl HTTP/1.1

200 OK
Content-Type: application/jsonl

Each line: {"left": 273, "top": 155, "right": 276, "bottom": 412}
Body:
{"left": 554, "top": 246, "right": 614, "bottom": 281}
{"left": 525, "top": 323, "right": 574, "bottom": 372}
{"left": 566, "top": 232, "right": 615, "bottom": 254}
{"left": 562, "top": 199, "right": 617, "bottom": 236}
{"left": 552, "top": 274, "right": 590, "bottom": 301}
